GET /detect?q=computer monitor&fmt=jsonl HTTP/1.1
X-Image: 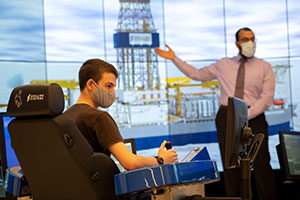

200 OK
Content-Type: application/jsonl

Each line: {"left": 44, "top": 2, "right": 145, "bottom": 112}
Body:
{"left": 223, "top": 97, "right": 266, "bottom": 199}
{"left": 224, "top": 97, "right": 249, "bottom": 169}
{"left": 124, "top": 138, "right": 136, "bottom": 155}
{"left": 0, "top": 112, "right": 19, "bottom": 178}
{"left": 277, "top": 130, "right": 300, "bottom": 181}
{"left": 111, "top": 138, "right": 136, "bottom": 172}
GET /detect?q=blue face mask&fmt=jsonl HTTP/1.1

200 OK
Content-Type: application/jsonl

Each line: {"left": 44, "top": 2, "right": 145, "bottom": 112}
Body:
{"left": 91, "top": 81, "right": 115, "bottom": 108}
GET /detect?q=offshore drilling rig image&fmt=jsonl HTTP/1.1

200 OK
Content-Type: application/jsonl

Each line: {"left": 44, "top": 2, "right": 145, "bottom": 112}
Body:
{"left": 111, "top": 0, "right": 220, "bottom": 129}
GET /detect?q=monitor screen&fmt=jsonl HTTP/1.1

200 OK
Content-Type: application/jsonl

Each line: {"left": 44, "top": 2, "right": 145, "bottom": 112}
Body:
{"left": 0, "top": 112, "right": 19, "bottom": 175}
{"left": 224, "top": 97, "right": 248, "bottom": 169}
{"left": 277, "top": 130, "right": 300, "bottom": 180}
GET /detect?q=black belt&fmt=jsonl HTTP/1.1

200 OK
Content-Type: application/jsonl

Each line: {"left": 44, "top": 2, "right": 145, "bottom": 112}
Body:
{"left": 220, "top": 105, "right": 228, "bottom": 109}
{"left": 220, "top": 105, "right": 251, "bottom": 109}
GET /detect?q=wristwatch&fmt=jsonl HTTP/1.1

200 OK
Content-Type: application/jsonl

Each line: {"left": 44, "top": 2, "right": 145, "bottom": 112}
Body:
{"left": 154, "top": 156, "right": 164, "bottom": 165}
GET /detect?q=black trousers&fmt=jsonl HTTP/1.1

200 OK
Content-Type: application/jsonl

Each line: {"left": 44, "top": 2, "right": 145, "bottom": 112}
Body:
{"left": 215, "top": 108, "right": 278, "bottom": 200}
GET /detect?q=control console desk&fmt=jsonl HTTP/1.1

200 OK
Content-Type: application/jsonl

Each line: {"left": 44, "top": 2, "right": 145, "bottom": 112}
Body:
{"left": 114, "top": 160, "right": 219, "bottom": 200}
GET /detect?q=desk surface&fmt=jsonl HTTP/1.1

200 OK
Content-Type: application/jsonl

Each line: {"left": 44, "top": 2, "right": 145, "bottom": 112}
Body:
{"left": 114, "top": 160, "right": 219, "bottom": 196}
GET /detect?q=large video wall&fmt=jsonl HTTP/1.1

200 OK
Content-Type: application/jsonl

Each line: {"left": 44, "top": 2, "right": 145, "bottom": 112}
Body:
{"left": 1, "top": 0, "right": 300, "bottom": 170}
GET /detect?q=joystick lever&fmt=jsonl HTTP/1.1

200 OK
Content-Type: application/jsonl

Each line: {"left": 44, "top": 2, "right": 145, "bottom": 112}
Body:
{"left": 165, "top": 141, "right": 172, "bottom": 150}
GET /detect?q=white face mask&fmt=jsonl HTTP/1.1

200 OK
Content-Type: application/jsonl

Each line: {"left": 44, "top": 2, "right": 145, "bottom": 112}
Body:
{"left": 240, "top": 41, "right": 256, "bottom": 58}
{"left": 91, "top": 81, "right": 115, "bottom": 108}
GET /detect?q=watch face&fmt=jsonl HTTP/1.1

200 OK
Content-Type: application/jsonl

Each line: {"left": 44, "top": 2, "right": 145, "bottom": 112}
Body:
{"left": 155, "top": 156, "right": 164, "bottom": 164}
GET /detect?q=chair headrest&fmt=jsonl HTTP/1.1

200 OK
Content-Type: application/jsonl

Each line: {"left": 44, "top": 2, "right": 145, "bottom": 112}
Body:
{"left": 7, "top": 83, "right": 65, "bottom": 117}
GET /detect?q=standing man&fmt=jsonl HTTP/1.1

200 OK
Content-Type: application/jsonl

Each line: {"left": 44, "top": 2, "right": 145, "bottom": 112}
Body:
{"left": 64, "top": 58, "right": 178, "bottom": 170}
{"left": 155, "top": 27, "right": 277, "bottom": 200}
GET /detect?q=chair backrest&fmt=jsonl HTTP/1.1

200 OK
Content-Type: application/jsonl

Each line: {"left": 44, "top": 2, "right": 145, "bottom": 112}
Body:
{"left": 6, "top": 83, "right": 120, "bottom": 200}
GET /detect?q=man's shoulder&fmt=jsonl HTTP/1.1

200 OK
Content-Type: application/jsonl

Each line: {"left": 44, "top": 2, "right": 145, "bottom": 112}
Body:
{"left": 219, "top": 55, "right": 268, "bottom": 63}
{"left": 252, "top": 56, "right": 267, "bottom": 61}
{"left": 251, "top": 56, "right": 272, "bottom": 67}
{"left": 217, "top": 56, "right": 237, "bottom": 64}
{"left": 64, "top": 104, "right": 107, "bottom": 118}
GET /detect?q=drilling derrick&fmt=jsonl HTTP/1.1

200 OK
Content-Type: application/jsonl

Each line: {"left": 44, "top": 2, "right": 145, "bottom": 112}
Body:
{"left": 112, "top": 0, "right": 168, "bottom": 127}
{"left": 114, "top": 0, "right": 160, "bottom": 91}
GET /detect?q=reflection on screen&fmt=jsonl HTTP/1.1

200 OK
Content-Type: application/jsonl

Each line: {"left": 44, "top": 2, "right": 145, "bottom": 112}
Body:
{"left": 284, "top": 134, "right": 300, "bottom": 175}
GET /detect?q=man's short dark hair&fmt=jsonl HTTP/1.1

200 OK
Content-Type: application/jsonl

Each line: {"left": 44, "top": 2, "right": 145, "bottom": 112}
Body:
{"left": 79, "top": 58, "right": 118, "bottom": 91}
{"left": 235, "top": 27, "right": 253, "bottom": 41}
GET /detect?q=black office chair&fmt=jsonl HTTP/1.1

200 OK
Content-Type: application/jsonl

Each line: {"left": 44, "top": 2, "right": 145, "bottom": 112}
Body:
{"left": 6, "top": 83, "right": 120, "bottom": 200}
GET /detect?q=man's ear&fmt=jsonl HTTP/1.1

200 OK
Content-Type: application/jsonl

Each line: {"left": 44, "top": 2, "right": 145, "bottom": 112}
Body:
{"left": 235, "top": 41, "right": 242, "bottom": 52}
{"left": 235, "top": 41, "right": 239, "bottom": 48}
{"left": 86, "top": 79, "right": 95, "bottom": 91}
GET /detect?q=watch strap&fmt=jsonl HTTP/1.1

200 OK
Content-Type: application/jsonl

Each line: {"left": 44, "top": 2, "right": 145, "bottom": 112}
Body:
{"left": 154, "top": 156, "right": 164, "bottom": 165}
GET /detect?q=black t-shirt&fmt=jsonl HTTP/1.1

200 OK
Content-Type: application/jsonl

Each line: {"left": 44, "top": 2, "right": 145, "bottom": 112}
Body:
{"left": 64, "top": 104, "right": 124, "bottom": 156}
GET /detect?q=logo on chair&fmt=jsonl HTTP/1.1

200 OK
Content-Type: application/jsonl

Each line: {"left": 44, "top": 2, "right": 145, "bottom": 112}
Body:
{"left": 14, "top": 90, "right": 22, "bottom": 108}
{"left": 26, "top": 94, "right": 44, "bottom": 102}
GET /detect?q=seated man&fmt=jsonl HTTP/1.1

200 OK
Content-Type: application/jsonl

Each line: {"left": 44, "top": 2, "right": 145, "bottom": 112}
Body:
{"left": 64, "top": 58, "right": 178, "bottom": 170}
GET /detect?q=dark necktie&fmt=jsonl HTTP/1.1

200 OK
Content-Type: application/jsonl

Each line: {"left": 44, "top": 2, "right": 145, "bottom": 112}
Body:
{"left": 234, "top": 56, "right": 247, "bottom": 99}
